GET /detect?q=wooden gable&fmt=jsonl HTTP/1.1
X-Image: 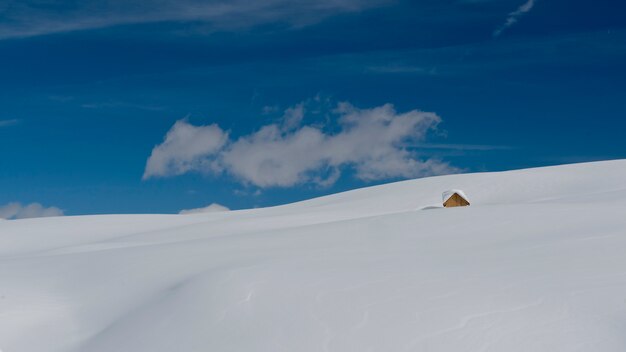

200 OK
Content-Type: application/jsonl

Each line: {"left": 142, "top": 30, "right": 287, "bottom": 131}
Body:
{"left": 443, "top": 193, "right": 470, "bottom": 207}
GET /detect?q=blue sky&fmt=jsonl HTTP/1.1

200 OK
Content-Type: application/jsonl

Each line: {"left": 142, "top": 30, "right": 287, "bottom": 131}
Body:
{"left": 0, "top": 0, "right": 625, "bottom": 217}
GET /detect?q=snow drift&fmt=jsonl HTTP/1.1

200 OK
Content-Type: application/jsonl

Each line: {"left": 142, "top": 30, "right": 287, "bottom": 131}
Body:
{"left": 1, "top": 160, "right": 626, "bottom": 352}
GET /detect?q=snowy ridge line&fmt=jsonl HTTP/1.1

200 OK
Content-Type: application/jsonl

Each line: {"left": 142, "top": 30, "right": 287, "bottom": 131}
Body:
{"left": 1, "top": 159, "right": 626, "bottom": 351}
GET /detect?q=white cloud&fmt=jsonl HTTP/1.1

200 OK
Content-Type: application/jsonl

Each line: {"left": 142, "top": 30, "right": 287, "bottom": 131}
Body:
{"left": 179, "top": 203, "right": 230, "bottom": 214}
{"left": 143, "top": 119, "right": 229, "bottom": 180}
{"left": 0, "top": 0, "right": 390, "bottom": 40}
{"left": 493, "top": 0, "right": 536, "bottom": 37}
{"left": 0, "top": 202, "right": 64, "bottom": 220}
{"left": 0, "top": 119, "right": 20, "bottom": 128}
{"left": 144, "top": 100, "right": 458, "bottom": 187}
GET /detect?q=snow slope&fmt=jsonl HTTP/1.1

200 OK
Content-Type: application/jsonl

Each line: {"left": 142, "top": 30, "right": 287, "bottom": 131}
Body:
{"left": 2, "top": 160, "right": 626, "bottom": 352}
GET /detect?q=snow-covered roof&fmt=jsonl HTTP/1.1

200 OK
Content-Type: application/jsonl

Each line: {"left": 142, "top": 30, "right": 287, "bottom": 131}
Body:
{"left": 442, "top": 189, "right": 469, "bottom": 203}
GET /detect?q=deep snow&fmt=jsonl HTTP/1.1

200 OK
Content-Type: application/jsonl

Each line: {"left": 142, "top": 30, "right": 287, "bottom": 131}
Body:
{"left": 2, "top": 160, "right": 626, "bottom": 351}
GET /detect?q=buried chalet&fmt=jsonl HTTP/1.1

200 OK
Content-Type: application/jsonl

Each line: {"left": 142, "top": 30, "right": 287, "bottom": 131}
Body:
{"left": 442, "top": 189, "right": 470, "bottom": 208}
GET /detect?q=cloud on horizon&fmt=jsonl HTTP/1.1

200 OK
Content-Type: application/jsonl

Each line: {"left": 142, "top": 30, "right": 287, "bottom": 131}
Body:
{"left": 143, "top": 100, "right": 458, "bottom": 188}
{"left": 179, "top": 203, "right": 230, "bottom": 214}
{"left": 493, "top": 0, "right": 536, "bottom": 37}
{"left": 0, "top": 0, "right": 390, "bottom": 40}
{"left": 0, "top": 202, "right": 64, "bottom": 220}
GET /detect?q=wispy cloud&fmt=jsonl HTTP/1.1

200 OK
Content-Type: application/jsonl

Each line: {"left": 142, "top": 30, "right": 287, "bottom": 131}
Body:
{"left": 0, "top": 119, "right": 20, "bottom": 128}
{"left": 143, "top": 99, "right": 458, "bottom": 188}
{"left": 493, "top": 0, "right": 536, "bottom": 37}
{"left": 0, "top": 0, "right": 390, "bottom": 40}
{"left": 314, "top": 29, "right": 626, "bottom": 78}
{"left": 0, "top": 202, "right": 64, "bottom": 220}
{"left": 81, "top": 101, "right": 164, "bottom": 111}
{"left": 365, "top": 64, "right": 436, "bottom": 75}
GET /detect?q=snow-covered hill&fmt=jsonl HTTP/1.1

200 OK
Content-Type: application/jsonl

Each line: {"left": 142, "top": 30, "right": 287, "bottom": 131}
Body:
{"left": 2, "top": 160, "right": 626, "bottom": 352}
